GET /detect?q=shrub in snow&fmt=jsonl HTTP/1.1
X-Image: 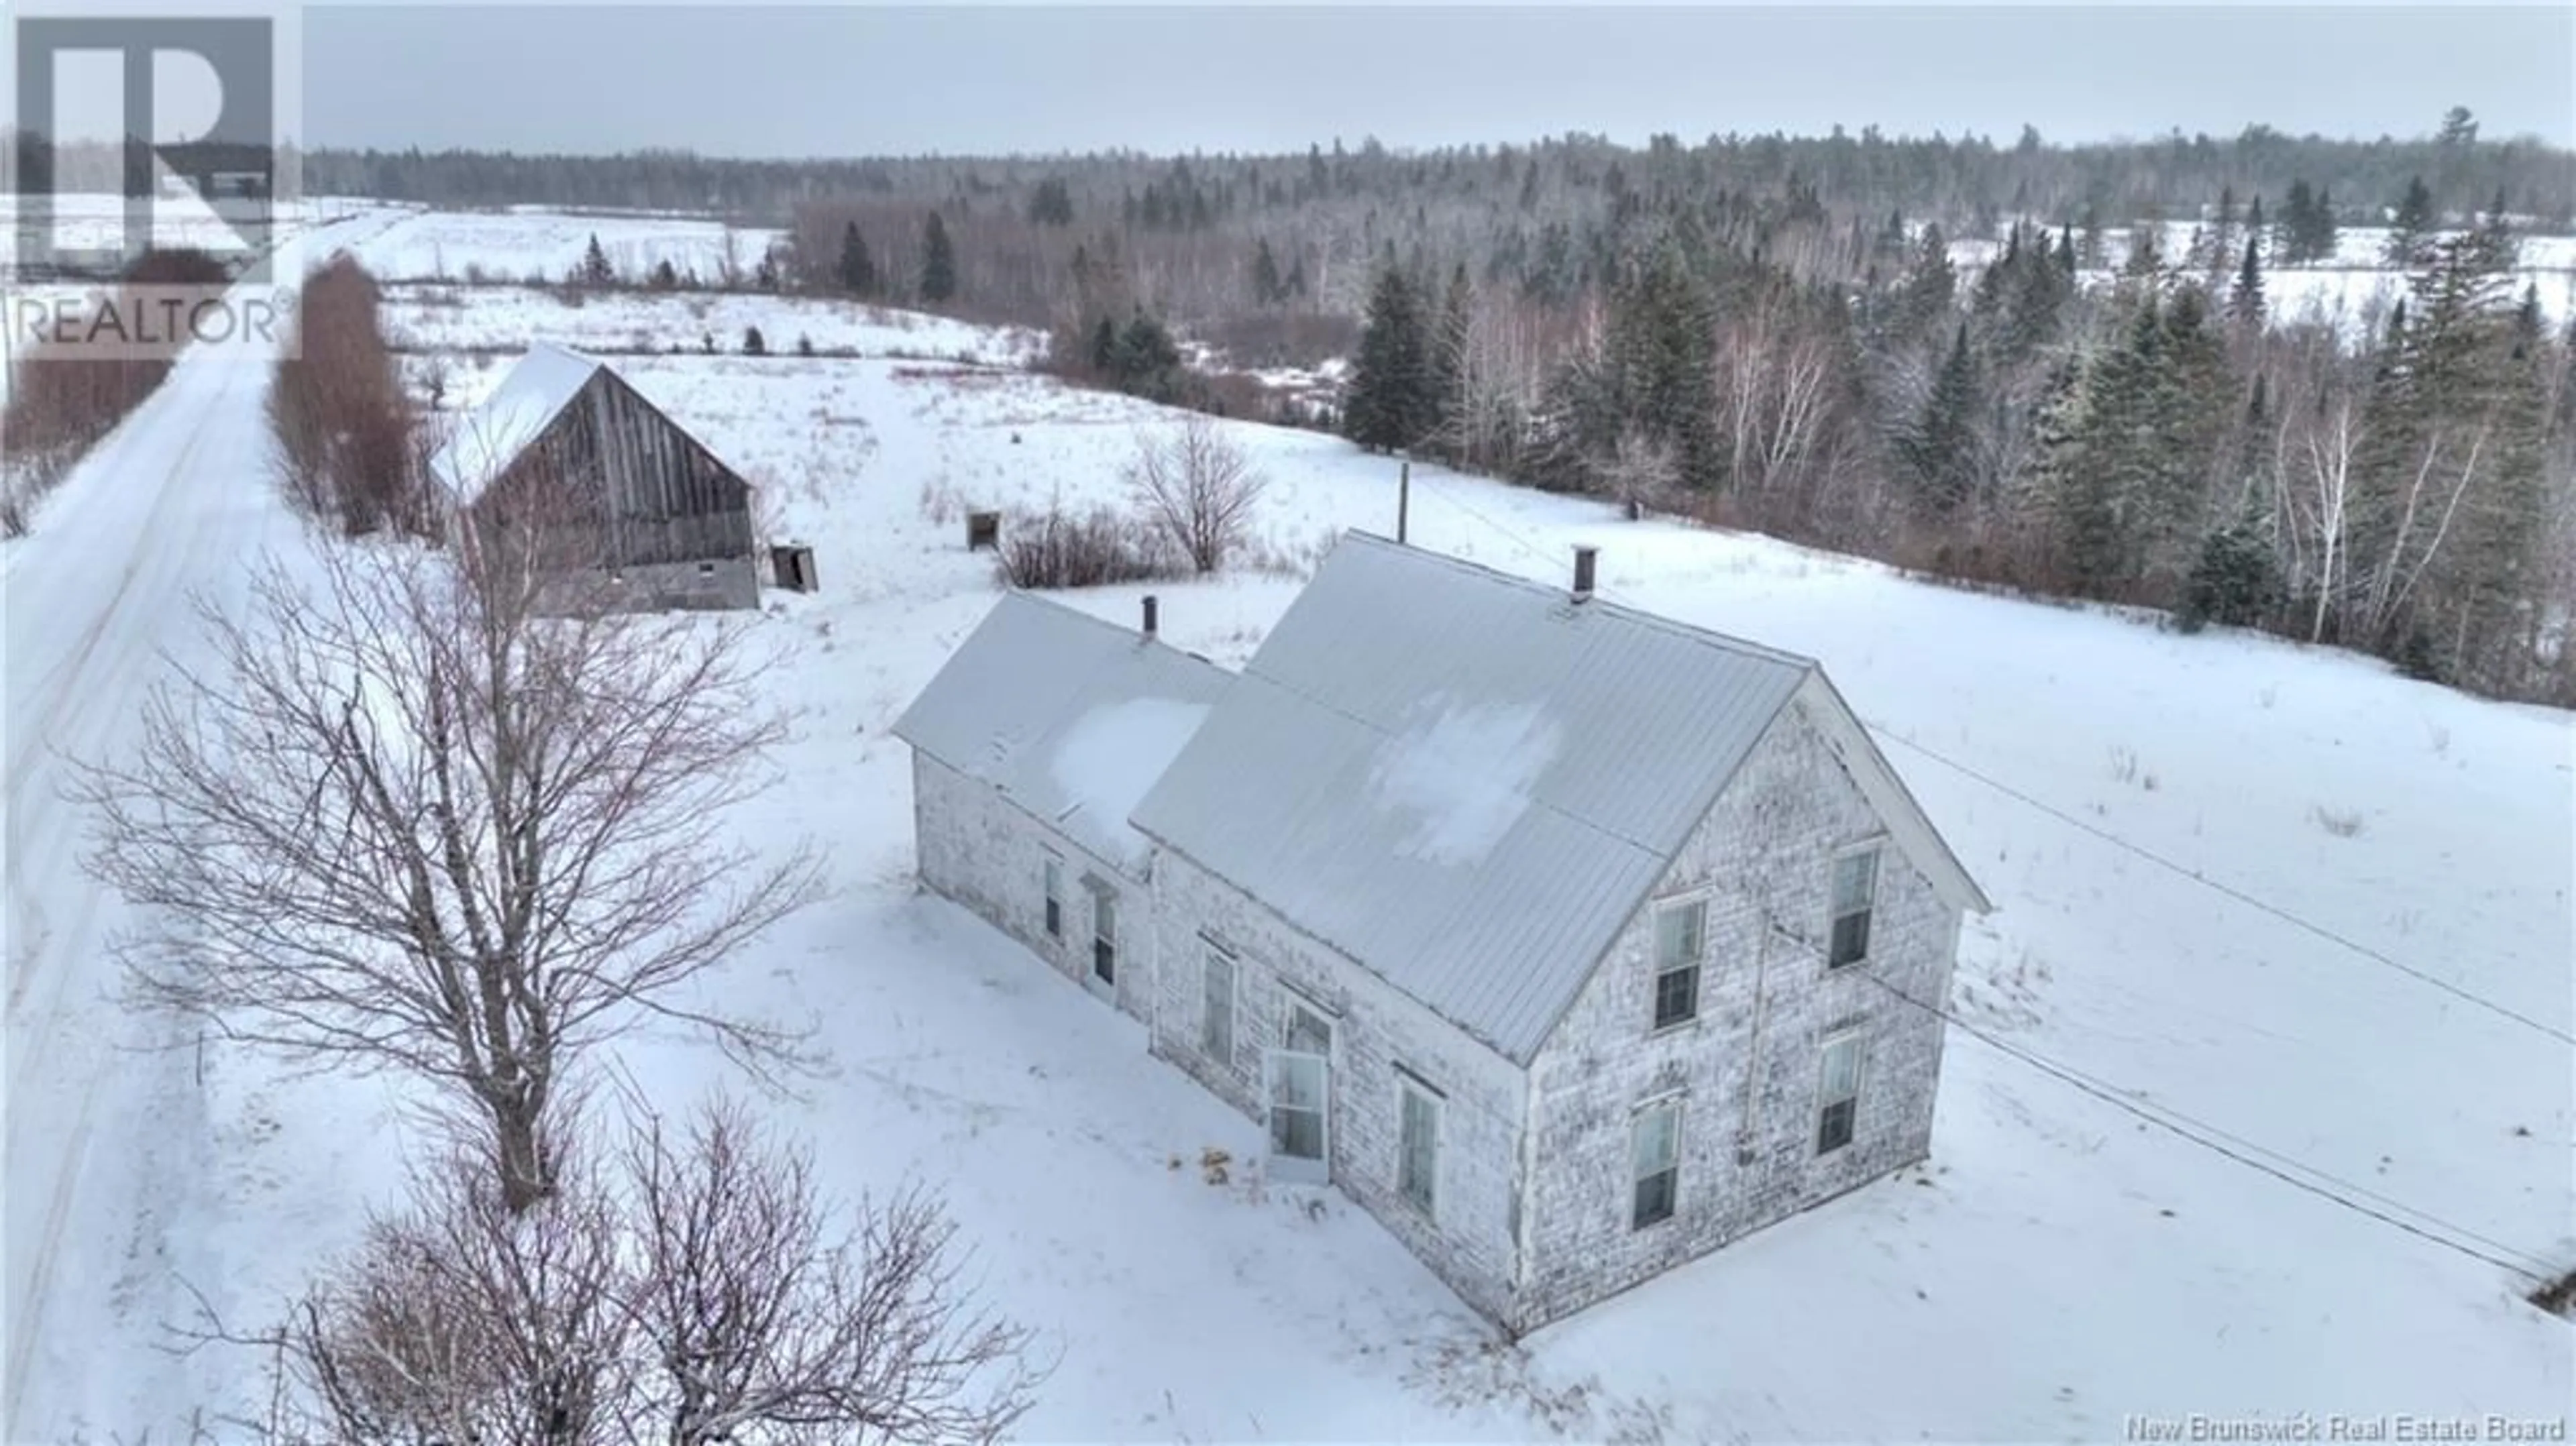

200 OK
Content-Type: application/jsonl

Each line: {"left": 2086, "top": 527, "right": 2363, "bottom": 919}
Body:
{"left": 743, "top": 325, "right": 767, "bottom": 355}
{"left": 996, "top": 500, "right": 1185, "bottom": 590}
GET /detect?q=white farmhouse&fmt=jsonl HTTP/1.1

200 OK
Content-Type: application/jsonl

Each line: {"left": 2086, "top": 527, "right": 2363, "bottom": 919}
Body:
{"left": 896, "top": 532, "right": 1990, "bottom": 1333}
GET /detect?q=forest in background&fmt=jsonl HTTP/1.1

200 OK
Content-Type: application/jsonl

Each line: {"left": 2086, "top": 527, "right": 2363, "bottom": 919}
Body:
{"left": 284, "top": 114, "right": 2576, "bottom": 703}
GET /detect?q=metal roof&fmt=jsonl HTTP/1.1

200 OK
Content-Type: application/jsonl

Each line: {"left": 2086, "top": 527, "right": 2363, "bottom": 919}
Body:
{"left": 426, "top": 342, "right": 603, "bottom": 502}
{"left": 1130, "top": 532, "right": 1817, "bottom": 1064}
{"left": 893, "top": 593, "right": 1231, "bottom": 872}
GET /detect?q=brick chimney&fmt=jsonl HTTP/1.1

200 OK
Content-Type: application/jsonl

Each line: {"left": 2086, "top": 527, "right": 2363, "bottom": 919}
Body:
{"left": 1572, "top": 546, "right": 1599, "bottom": 603}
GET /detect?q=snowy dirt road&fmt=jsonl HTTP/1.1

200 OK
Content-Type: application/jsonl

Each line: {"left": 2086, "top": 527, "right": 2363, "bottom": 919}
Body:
{"left": 1, "top": 217, "right": 380, "bottom": 1439}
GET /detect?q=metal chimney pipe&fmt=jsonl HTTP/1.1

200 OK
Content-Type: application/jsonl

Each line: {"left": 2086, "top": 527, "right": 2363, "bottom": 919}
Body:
{"left": 1572, "top": 546, "right": 1598, "bottom": 602}
{"left": 1142, "top": 594, "right": 1159, "bottom": 640}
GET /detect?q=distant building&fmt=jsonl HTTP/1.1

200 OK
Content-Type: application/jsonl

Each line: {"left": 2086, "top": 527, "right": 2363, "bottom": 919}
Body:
{"left": 427, "top": 342, "right": 759, "bottom": 611}
{"left": 897, "top": 533, "right": 1992, "bottom": 1333}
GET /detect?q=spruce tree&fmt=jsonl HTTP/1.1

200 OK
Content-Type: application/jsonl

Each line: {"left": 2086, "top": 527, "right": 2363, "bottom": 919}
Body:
{"left": 920, "top": 211, "right": 957, "bottom": 302}
{"left": 2384, "top": 176, "right": 2434, "bottom": 270}
{"left": 2227, "top": 235, "right": 2266, "bottom": 327}
{"left": 578, "top": 233, "right": 615, "bottom": 288}
{"left": 837, "top": 221, "right": 878, "bottom": 296}
{"left": 1903, "top": 324, "right": 1982, "bottom": 514}
{"left": 1344, "top": 264, "right": 1435, "bottom": 452}
{"left": 1898, "top": 223, "right": 1955, "bottom": 343}
{"left": 2275, "top": 182, "right": 2314, "bottom": 264}
{"left": 1251, "top": 238, "right": 1283, "bottom": 307}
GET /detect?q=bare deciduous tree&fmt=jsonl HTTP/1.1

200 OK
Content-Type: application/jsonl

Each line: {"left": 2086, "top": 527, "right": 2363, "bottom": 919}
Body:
{"left": 75, "top": 537, "right": 822, "bottom": 1212}
{"left": 231, "top": 1097, "right": 1039, "bottom": 1446}
{"left": 1124, "top": 415, "right": 1268, "bottom": 573}
{"left": 625, "top": 1096, "right": 1042, "bottom": 1445}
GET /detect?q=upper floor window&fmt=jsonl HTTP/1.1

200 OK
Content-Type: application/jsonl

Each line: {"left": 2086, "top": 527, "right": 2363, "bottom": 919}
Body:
{"left": 1652, "top": 898, "right": 1705, "bottom": 1030}
{"left": 1828, "top": 848, "right": 1879, "bottom": 968}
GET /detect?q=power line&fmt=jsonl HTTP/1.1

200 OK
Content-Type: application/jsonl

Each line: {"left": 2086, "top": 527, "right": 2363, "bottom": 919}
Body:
{"left": 1409, "top": 472, "right": 2575, "bottom": 1046}
{"left": 1864, "top": 722, "right": 2576, "bottom": 1047}
{"left": 1823, "top": 944, "right": 2561, "bottom": 1284}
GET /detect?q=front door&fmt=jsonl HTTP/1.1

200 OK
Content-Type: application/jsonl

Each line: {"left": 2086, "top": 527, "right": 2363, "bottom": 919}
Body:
{"left": 1266, "top": 1002, "right": 1333, "bottom": 1182}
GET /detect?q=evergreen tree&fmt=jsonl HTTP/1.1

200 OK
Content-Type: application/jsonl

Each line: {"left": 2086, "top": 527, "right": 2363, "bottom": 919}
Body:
{"left": 2308, "top": 187, "right": 2339, "bottom": 263}
{"left": 578, "top": 233, "right": 615, "bottom": 288}
{"left": 741, "top": 325, "right": 766, "bottom": 355}
{"left": 1250, "top": 238, "right": 1283, "bottom": 307}
{"left": 1028, "top": 176, "right": 1075, "bottom": 226}
{"left": 649, "top": 258, "right": 680, "bottom": 290}
{"left": 1343, "top": 264, "right": 1436, "bottom": 451}
{"left": 920, "top": 210, "right": 957, "bottom": 302}
{"left": 1902, "top": 323, "right": 1982, "bottom": 514}
{"left": 1897, "top": 223, "right": 1955, "bottom": 343}
{"left": 2384, "top": 176, "right": 2434, "bottom": 270}
{"left": 2227, "top": 235, "right": 2266, "bottom": 327}
{"left": 836, "top": 221, "right": 878, "bottom": 296}
{"left": 2274, "top": 181, "right": 2313, "bottom": 263}
{"left": 2180, "top": 502, "right": 2281, "bottom": 631}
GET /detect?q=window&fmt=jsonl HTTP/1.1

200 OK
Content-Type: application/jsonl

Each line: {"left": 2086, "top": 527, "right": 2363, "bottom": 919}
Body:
{"left": 1828, "top": 848, "right": 1880, "bottom": 968}
{"left": 1652, "top": 899, "right": 1705, "bottom": 1030}
{"left": 1091, "top": 888, "right": 1117, "bottom": 985}
{"left": 1630, "top": 1101, "right": 1681, "bottom": 1229}
{"left": 1042, "top": 857, "right": 1063, "bottom": 939}
{"left": 1201, "top": 946, "right": 1236, "bottom": 1066}
{"left": 1817, "top": 1034, "right": 1864, "bottom": 1154}
{"left": 1397, "top": 1076, "right": 1441, "bottom": 1216}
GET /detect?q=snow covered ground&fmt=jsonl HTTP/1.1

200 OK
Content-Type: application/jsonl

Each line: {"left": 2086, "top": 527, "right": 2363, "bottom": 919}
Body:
{"left": 1949, "top": 221, "right": 2576, "bottom": 337}
{"left": 3, "top": 207, "right": 2570, "bottom": 1442}
{"left": 332, "top": 203, "right": 788, "bottom": 284}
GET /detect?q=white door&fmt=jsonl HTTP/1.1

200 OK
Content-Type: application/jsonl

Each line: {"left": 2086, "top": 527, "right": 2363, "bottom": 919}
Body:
{"left": 1266, "top": 1003, "right": 1333, "bottom": 1182}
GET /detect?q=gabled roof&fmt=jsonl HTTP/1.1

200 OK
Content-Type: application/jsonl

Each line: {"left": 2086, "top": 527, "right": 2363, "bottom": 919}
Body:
{"left": 893, "top": 594, "right": 1231, "bottom": 871}
{"left": 1130, "top": 532, "right": 1988, "bottom": 1064}
{"left": 427, "top": 341, "right": 604, "bottom": 502}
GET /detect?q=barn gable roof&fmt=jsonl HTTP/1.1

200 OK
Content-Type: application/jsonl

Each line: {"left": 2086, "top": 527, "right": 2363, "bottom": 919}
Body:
{"left": 1129, "top": 531, "right": 1988, "bottom": 1064}
{"left": 893, "top": 594, "right": 1232, "bottom": 872}
{"left": 427, "top": 341, "right": 604, "bottom": 502}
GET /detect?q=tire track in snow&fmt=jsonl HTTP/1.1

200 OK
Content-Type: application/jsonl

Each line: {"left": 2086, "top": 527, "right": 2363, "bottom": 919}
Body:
{"left": 1, "top": 266, "right": 325, "bottom": 1432}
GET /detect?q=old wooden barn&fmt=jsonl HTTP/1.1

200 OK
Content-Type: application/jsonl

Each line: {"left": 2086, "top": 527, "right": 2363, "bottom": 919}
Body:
{"left": 427, "top": 342, "right": 760, "bottom": 610}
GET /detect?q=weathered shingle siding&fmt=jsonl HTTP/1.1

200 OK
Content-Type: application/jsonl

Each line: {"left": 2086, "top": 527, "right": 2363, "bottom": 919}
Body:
{"left": 910, "top": 751, "right": 1154, "bottom": 1023}
{"left": 1515, "top": 698, "right": 1959, "bottom": 1327}
{"left": 1146, "top": 848, "right": 1529, "bottom": 1322}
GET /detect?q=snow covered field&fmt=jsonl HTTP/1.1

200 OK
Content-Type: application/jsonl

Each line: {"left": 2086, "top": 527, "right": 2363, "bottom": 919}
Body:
{"left": 384, "top": 282, "right": 1040, "bottom": 365}
{"left": 1950, "top": 221, "right": 2576, "bottom": 335}
{"left": 334, "top": 203, "right": 787, "bottom": 284}
{"left": 3, "top": 206, "right": 2570, "bottom": 1441}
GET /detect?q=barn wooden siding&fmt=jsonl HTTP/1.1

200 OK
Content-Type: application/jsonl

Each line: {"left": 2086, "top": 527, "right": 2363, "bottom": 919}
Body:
{"left": 486, "top": 371, "right": 753, "bottom": 571}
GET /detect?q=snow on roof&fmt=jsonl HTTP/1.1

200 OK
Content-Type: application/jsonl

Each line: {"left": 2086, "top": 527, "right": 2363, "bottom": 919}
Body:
{"left": 1131, "top": 531, "right": 1985, "bottom": 1064}
{"left": 425, "top": 341, "right": 603, "bottom": 502}
{"left": 892, "top": 594, "right": 1231, "bottom": 874}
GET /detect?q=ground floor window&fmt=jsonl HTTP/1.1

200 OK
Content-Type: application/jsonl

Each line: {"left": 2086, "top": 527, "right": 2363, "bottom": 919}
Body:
{"left": 1397, "top": 1074, "right": 1441, "bottom": 1217}
{"left": 1042, "top": 855, "right": 1063, "bottom": 939}
{"left": 1090, "top": 887, "right": 1117, "bottom": 985}
{"left": 1201, "top": 946, "right": 1236, "bottom": 1066}
{"left": 1817, "top": 1033, "right": 1864, "bottom": 1154}
{"left": 1631, "top": 1100, "right": 1681, "bottom": 1229}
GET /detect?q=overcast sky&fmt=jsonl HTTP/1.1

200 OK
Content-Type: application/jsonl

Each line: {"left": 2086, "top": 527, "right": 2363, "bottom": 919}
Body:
{"left": 300, "top": 5, "right": 2576, "bottom": 157}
